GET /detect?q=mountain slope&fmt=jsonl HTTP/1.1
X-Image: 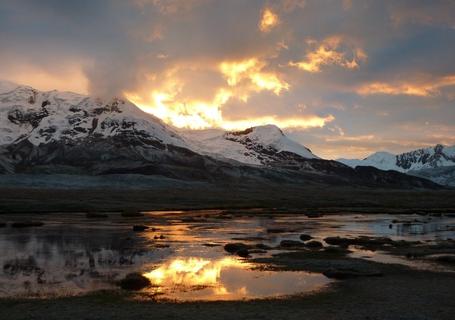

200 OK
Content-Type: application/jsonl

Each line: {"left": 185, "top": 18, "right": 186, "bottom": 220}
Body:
{"left": 184, "top": 125, "right": 318, "bottom": 166}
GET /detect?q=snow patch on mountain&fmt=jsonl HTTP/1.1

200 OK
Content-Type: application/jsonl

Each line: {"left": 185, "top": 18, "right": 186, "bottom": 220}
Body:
{"left": 338, "top": 151, "right": 400, "bottom": 171}
{"left": 184, "top": 124, "right": 318, "bottom": 165}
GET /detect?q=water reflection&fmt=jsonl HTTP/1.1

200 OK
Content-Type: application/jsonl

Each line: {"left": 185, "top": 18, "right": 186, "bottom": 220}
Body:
{"left": 143, "top": 257, "right": 329, "bottom": 301}
{"left": 0, "top": 211, "right": 453, "bottom": 300}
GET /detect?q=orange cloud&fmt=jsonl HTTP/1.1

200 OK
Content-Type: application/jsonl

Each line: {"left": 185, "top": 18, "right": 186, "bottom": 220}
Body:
{"left": 357, "top": 75, "right": 455, "bottom": 97}
{"left": 325, "top": 134, "right": 375, "bottom": 143}
{"left": 125, "top": 85, "right": 333, "bottom": 131}
{"left": 221, "top": 114, "right": 334, "bottom": 131}
{"left": 124, "top": 61, "right": 329, "bottom": 131}
{"left": 219, "top": 58, "right": 289, "bottom": 95}
{"left": 290, "top": 36, "right": 367, "bottom": 73}
{"left": 259, "top": 8, "right": 279, "bottom": 33}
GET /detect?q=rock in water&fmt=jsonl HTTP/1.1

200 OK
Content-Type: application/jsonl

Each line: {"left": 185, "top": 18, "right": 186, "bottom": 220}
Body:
{"left": 224, "top": 243, "right": 249, "bottom": 254}
{"left": 118, "top": 273, "right": 151, "bottom": 290}
{"left": 300, "top": 234, "right": 313, "bottom": 241}
{"left": 133, "top": 225, "right": 149, "bottom": 232}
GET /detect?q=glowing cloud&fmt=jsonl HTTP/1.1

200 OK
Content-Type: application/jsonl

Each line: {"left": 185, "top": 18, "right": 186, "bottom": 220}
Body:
{"left": 357, "top": 75, "right": 455, "bottom": 97}
{"left": 219, "top": 58, "right": 289, "bottom": 95}
{"left": 259, "top": 8, "right": 279, "bottom": 32}
{"left": 221, "top": 114, "right": 335, "bottom": 131}
{"left": 126, "top": 88, "right": 333, "bottom": 131}
{"left": 125, "top": 60, "right": 306, "bottom": 130}
{"left": 290, "top": 36, "right": 367, "bottom": 73}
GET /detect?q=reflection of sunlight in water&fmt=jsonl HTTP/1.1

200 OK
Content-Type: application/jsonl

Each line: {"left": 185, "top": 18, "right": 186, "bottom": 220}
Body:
{"left": 1, "top": 211, "right": 453, "bottom": 300}
{"left": 142, "top": 257, "right": 329, "bottom": 301}
{"left": 144, "top": 257, "right": 245, "bottom": 287}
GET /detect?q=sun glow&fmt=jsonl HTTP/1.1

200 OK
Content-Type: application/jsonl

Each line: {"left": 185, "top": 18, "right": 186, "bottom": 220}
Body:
{"left": 126, "top": 90, "right": 333, "bottom": 131}
{"left": 123, "top": 56, "right": 334, "bottom": 131}
{"left": 121, "top": 57, "right": 333, "bottom": 131}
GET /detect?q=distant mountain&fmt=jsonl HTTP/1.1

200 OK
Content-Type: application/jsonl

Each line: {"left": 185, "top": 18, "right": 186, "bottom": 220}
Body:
{"left": 0, "top": 81, "right": 441, "bottom": 189}
{"left": 337, "top": 145, "right": 455, "bottom": 186}
{"left": 184, "top": 124, "right": 318, "bottom": 166}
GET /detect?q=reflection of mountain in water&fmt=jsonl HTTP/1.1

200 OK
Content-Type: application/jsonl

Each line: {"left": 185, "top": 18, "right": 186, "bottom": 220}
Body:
{"left": 0, "top": 226, "right": 169, "bottom": 297}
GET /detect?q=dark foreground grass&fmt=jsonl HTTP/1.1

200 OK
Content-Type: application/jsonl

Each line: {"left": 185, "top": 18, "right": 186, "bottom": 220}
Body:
{"left": 0, "top": 183, "right": 454, "bottom": 213}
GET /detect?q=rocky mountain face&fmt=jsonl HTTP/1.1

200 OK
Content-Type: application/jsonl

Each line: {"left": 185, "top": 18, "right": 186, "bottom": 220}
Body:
{"left": 0, "top": 81, "right": 441, "bottom": 189}
{"left": 337, "top": 145, "right": 455, "bottom": 186}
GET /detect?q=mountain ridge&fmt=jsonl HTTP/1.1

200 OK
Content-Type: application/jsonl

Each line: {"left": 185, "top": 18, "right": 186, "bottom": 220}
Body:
{"left": 0, "top": 81, "right": 442, "bottom": 189}
{"left": 337, "top": 145, "right": 455, "bottom": 186}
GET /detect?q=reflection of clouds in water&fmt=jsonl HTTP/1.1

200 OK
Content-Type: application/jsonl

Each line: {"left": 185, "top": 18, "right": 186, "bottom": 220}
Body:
{"left": 0, "top": 212, "right": 453, "bottom": 299}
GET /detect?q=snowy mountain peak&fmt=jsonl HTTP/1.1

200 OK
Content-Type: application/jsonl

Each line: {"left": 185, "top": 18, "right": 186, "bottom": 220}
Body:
{"left": 338, "top": 144, "right": 455, "bottom": 173}
{"left": 185, "top": 124, "right": 318, "bottom": 165}
{"left": 0, "top": 82, "right": 187, "bottom": 148}
{"left": 363, "top": 151, "right": 395, "bottom": 161}
{"left": 224, "top": 124, "right": 284, "bottom": 143}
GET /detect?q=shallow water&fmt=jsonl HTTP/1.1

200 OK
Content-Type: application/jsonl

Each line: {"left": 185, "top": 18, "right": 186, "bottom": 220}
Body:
{"left": 0, "top": 211, "right": 453, "bottom": 300}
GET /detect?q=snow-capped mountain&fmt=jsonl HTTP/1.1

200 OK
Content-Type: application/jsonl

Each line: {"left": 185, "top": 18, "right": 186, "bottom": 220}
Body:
{"left": 338, "top": 145, "right": 455, "bottom": 172}
{"left": 0, "top": 80, "right": 186, "bottom": 148}
{"left": 0, "top": 80, "right": 209, "bottom": 176}
{"left": 184, "top": 125, "right": 318, "bottom": 166}
{"left": 0, "top": 81, "right": 441, "bottom": 189}
{"left": 337, "top": 145, "right": 455, "bottom": 186}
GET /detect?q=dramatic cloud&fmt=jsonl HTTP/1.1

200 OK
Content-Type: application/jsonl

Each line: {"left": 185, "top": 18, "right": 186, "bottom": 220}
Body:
{"left": 289, "top": 36, "right": 367, "bottom": 73}
{"left": 219, "top": 58, "right": 289, "bottom": 95}
{"left": 1, "top": 0, "right": 454, "bottom": 158}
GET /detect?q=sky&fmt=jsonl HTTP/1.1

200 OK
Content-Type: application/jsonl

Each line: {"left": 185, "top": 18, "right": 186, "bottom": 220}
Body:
{"left": 0, "top": 0, "right": 454, "bottom": 159}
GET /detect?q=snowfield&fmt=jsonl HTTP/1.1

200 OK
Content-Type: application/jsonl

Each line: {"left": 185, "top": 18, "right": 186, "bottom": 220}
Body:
{"left": 183, "top": 125, "right": 318, "bottom": 165}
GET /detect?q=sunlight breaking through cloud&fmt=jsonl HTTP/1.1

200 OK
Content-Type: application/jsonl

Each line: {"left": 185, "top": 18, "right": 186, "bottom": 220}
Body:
{"left": 290, "top": 36, "right": 367, "bottom": 73}
{"left": 219, "top": 58, "right": 289, "bottom": 95}
{"left": 125, "top": 89, "right": 334, "bottom": 130}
